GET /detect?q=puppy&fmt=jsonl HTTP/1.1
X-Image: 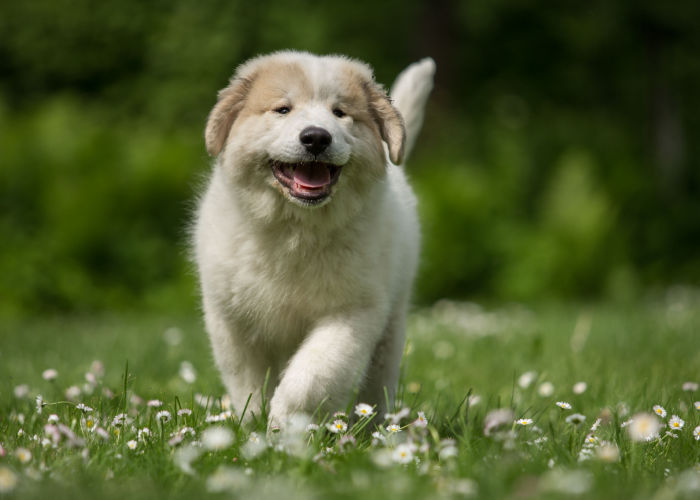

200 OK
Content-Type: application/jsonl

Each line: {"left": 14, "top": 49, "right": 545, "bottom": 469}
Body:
{"left": 194, "top": 51, "right": 434, "bottom": 426}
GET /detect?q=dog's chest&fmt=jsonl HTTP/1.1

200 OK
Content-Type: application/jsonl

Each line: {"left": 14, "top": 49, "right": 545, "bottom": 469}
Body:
{"left": 221, "top": 228, "right": 378, "bottom": 343}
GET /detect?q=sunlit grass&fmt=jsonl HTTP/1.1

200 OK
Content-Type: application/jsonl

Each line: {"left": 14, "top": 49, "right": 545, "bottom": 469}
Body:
{"left": 1, "top": 289, "right": 699, "bottom": 499}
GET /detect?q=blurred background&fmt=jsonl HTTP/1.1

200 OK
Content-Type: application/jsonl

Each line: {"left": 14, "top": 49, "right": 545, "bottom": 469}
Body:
{"left": 1, "top": 0, "right": 699, "bottom": 319}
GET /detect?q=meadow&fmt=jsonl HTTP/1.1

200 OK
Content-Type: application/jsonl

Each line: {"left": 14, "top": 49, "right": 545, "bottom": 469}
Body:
{"left": 1, "top": 289, "right": 699, "bottom": 499}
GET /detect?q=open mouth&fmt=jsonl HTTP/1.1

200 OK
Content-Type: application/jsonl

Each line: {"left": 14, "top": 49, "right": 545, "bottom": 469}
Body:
{"left": 270, "top": 160, "right": 343, "bottom": 204}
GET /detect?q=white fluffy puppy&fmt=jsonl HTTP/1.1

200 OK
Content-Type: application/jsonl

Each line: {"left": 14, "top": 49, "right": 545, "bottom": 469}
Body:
{"left": 194, "top": 51, "right": 434, "bottom": 425}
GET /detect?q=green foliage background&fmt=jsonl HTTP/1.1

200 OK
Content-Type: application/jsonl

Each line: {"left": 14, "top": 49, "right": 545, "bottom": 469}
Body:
{"left": 1, "top": 0, "right": 699, "bottom": 317}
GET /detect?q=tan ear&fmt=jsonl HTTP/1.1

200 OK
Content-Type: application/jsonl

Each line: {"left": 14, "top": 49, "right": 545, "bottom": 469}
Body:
{"left": 364, "top": 81, "right": 406, "bottom": 165}
{"left": 205, "top": 76, "right": 254, "bottom": 157}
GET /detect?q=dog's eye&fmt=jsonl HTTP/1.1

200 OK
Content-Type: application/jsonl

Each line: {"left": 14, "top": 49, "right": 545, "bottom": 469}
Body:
{"left": 274, "top": 106, "right": 291, "bottom": 115}
{"left": 332, "top": 108, "right": 346, "bottom": 118}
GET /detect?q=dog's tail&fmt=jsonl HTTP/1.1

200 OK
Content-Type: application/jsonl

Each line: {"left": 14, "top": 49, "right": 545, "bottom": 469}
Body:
{"left": 390, "top": 57, "right": 436, "bottom": 164}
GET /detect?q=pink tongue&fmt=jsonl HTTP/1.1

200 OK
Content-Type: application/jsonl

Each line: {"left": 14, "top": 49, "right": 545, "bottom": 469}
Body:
{"left": 293, "top": 164, "right": 330, "bottom": 189}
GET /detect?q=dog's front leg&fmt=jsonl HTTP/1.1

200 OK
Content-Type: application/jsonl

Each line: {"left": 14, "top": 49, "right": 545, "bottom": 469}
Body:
{"left": 268, "top": 310, "right": 385, "bottom": 427}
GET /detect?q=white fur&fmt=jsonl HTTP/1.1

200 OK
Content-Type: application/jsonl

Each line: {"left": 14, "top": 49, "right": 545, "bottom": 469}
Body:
{"left": 194, "top": 51, "right": 435, "bottom": 426}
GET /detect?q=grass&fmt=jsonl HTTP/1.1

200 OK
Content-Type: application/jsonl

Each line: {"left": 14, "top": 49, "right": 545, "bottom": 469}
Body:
{"left": 1, "top": 289, "right": 699, "bottom": 499}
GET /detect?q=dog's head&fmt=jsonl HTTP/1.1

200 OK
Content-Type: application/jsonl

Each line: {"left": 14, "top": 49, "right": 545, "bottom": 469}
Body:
{"left": 205, "top": 51, "right": 405, "bottom": 214}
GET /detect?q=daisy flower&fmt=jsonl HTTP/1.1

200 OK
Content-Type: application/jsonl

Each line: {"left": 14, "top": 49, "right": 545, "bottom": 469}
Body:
{"left": 332, "top": 411, "right": 347, "bottom": 419}
{"left": 515, "top": 418, "right": 534, "bottom": 426}
{"left": 413, "top": 411, "right": 428, "bottom": 428}
{"left": 556, "top": 401, "right": 572, "bottom": 410}
{"left": 538, "top": 382, "right": 554, "bottom": 397}
{"left": 76, "top": 403, "right": 93, "bottom": 413}
{"left": 652, "top": 405, "right": 667, "bottom": 418}
{"left": 0, "top": 466, "right": 18, "bottom": 493}
{"left": 36, "top": 395, "right": 44, "bottom": 414}
{"left": 42, "top": 369, "right": 58, "bottom": 381}
{"left": 572, "top": 382, "right": 588, "bottom": 394}
{"left": 112, "top": 413, "right": 129, "bottom": 427}
{"left": 694, "top": 401, "right": 700, "bottom": 410}
{"left": 596, "top": 443, "right": 620, "bottom": 463}
{"left": 177, "top": 408, "right": 192, "bottom": 417}
{"left": 47, "top": 414, "right": 59, "bottom": 424}
{"left": 127, "top": 440, "right": 138, "bottom": 450}
{"left": 627, "top": 413, "right": 661, "bottom": 442}
{"left": 65, "top": 386, "right": 81, "bottom": 400}
{"left": 15, "top": 448, "right": 32, "bottom": 464}
{"left": 138, "top": 427, "right": 151, "bottom": 441}
{"left": 147, "top": 400, "right": 163, "bottom": 408}
{"left": 518, "top": 371, "right": 537, "bottom": 389}
{"left": 590, "top": 418, "right": 602, "bottom": 432}
{"left": 682, "top": 382, "right": 698, "bottom": 392}
{"left": 156, "top": 410, "right": 172, "bottom": 423}
{"left": 392, "top": 443, "right": 414, "bottom": 464}
{"left": 668, "top": 415, "right": 684, "bottom": 431}
{"left": 565, "top": 413, "right": 586, "bottom": 425}
{"left": 371, "top": 431, "right": 386, "bottom": 445}
{"left": 354, "top": 403, "right": 374, "bottom": 418}
{"left": 306, "top": 423, "right": 320, "bottom": 432}
{"left": 17, "top": 429, "right": 24, "bottom": 437}
{"left": 693, "top": 425, "right": 700, "bottom": 441}
{"left": 583, "top": 434, "right": 598, "bottom": 446}
{"left": 13, "top": 385, "right": 29, "bottom": 398}
{"left": 386, "top": 424, "right": 402, "bottom": 433}
{"left": 326, "top": 419, "right": 347, "bottom": 434}
{"left": 201, "top": 427, "right": 233, "bottom": 450}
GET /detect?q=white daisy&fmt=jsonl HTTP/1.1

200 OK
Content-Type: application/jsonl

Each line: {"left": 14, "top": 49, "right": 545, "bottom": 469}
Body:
{"left": 693, "top": 425, "right": 700, "bottom": 441}
{"left": 392, "top": 443, "right": 414, "bottom": 464}
{"left": 682, "top": 382, "right": 698, "bottom": 392}
{"left": 36, "top": 395, "right": 44, "bottom": 414}
{"left": 76, "top": 403, "right": 93, "bottom": 413}
{"left": 201, "top": 427, "right": 233, "bottom": 450}
{"left": 306, "top": 423, "right": 320, "bottom": 432}
{"left": 538, "top": 382, "right": 555, "bottom": 397}
{"left": 127, "top": 440, "right": 138, "bottom": 450}
{"left": 565, "top": 413, "right": 586, "bottom": 425}
{"left": 147, "top": 400, "right": 163, "bottom": 408}
{"left": 386, "top": 424, "right": 402, "bottom": 433}
{"left": 556, "top": 401, "right": 572, "bottom": 410}
{"left": 518, "top": 371, "right": 537, "bottom": 389}
{"left": 371, "top": 431, "right": 386, "bottom": 445}
{"left": 15, "top": 448, "right": 32, "bottom": 464}
{"left": 47, "top": 414, "right": 59, "bottom": 424}
{"left": 627, "top": 413, "right": 661, "bottom": 442}
{"left": 138, "top": 427, "right": 151, "bottom": 441}
{"left": 413, "top": 411, "right": 428, "bottom": 428}
{"left": 17, "top": 429, "right": 24, "bottom": 437}
{"left": 156, "top": 410, "right": 172, "bottom": 423}
{"left": 354, "top": 403, "right": 374, "bottom": 418}
{"left": 652, "top": 405, "right": 667, "bottom": 418}
{"left": 0, "top": 466, "right": 18, "bottom": 493}
{"left": 13, "top": 385, "right": 29, "bottom": 399}
{"left": 42, "top": 369, "right": 58, "bottom": 381}
{"left": 326, "top": 419, "right": 347, "bottom": 433}
{"left": 572, "top": 382, "right": 587, "bottom": 394}
{"left": 515, "top": 418, "right": 534, "bottom": 426}
{"left": 596, "top": 442, "right": 620, "bottom": 462}
{"left": 694, "top": 401, "right": 700, "bottom": 410}
{"left": 177, "top": 408, "right": 192, "bottom": 417}
{"left": 179, "top": 361, "right": 197, "bottom": 384}
{"left": 65, "top": 386, "right": 81, "bottom": 400}
{"left": 668, "top": 415, "right": 684, "bottom": 431}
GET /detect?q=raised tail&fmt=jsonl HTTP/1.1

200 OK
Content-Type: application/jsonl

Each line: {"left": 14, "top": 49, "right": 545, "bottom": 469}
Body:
{"left": 390, "top": 57, "right": 436, "bottom": 163}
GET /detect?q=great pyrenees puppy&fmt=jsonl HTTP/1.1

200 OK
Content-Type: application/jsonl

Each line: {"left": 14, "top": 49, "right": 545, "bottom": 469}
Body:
{"left": 194, "top": 51, "right": 434, "bottom": 426}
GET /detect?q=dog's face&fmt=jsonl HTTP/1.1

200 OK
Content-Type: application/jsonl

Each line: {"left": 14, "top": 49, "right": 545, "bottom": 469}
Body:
{"left": 205, "top": 52, "right": 405, "bottom": 214}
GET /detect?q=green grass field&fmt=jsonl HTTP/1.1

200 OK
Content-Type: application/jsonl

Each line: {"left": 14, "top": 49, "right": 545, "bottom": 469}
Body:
{"left": 1, "top": 290, "right": 699, "bottom": 499}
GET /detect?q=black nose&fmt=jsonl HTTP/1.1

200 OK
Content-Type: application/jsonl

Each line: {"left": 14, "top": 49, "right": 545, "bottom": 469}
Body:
{"left": 299, "top": 126, "right": 332, "bottom": 155}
